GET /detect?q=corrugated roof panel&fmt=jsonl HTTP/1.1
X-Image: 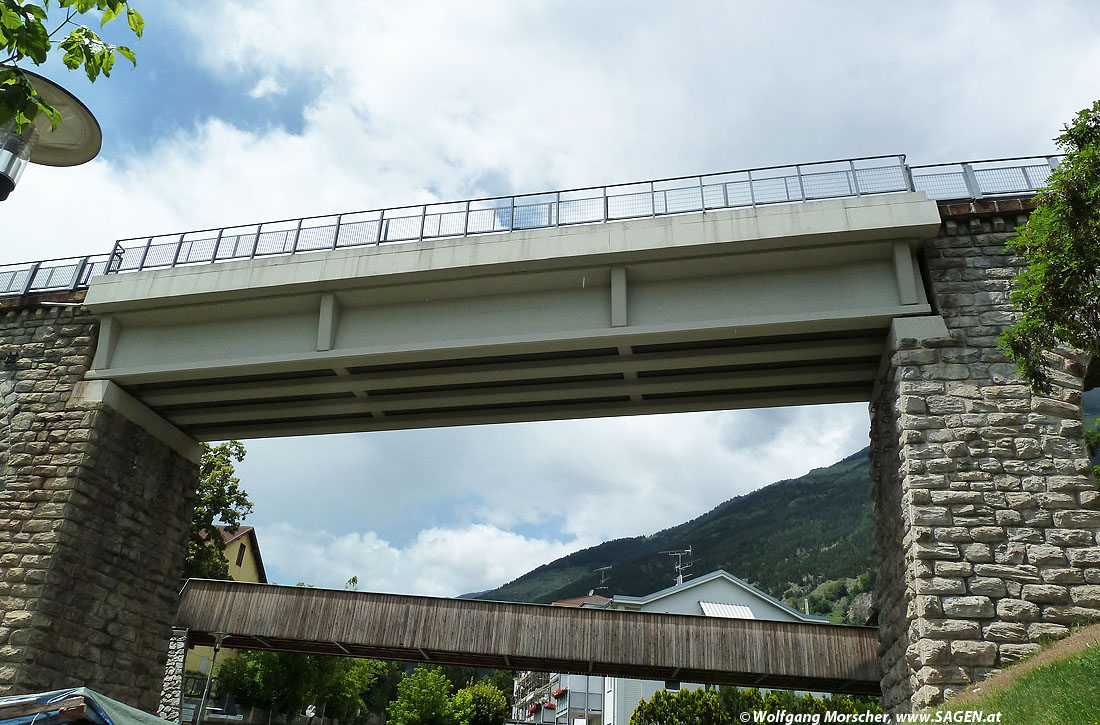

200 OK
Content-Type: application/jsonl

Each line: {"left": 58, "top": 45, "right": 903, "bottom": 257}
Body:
{"left": 699, "top": 601, "right": 755, "bottom": 619}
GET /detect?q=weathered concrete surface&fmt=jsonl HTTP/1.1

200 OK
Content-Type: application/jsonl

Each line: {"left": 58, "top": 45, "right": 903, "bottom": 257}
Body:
{"left": 870, "top": 199, "right": 1100, "bottom": 711}
{"left": 0, "top": 292, "right": 198, "bottom": 711}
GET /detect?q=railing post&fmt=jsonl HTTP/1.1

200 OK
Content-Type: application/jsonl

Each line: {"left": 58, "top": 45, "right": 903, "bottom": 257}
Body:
{"left": 20, "top": 261, "right": 42, "bottom": 295}
{"left": 291, "top": 218, "right": 304, "bottom": 253}
{"left": 250, "top": 227, "right": 261, "bottom": 258}
{"left": 961, "top": 163, "right": 984, "bottom": 199}
{"left": 849, "top": 160, "right": 861, "bottom": 196}
{"left": 903, "top": 158, "right": 916, "bottom": 192}
{"left": 170, "top": 234, "right": 185, "bottom": 267}
{"left": 463, "top": 201, "right": 471, "bottom": 236}
{"left": 418, "top": 205, "right": 427, "bottom": 240}
{"left": 649, "top": 182, "right": 656, "bottom": 217}
{"left": 721, "top": 180, "right": 729, "bottom": 208}
{"left": 748, "top": 170, "right": 756, "bottom": 207}
{"left": 509, "top": 196, "right": 516, "bottom": 230}
{"left": 332, "top": 215, "right": 342, "bottom": 249}
{"left": 698, "top": 176, "right": 706, "bottom": 210}
{"left": 1048, "top": 156, "right": 1061, "bottom": 170}
{"left": 137, "top": 238, "right": 153, "bottom": 270}
{"left": 377, "top": 217, "right": 386, "bottom": 245}
{"left": 107, "top": 241, "right": 122, "bottom": 273}
{"left": 212, "top": 228, "right": 225, "bottom": 261}
{"left": 603, "top": 187, "right": 608, "bottom": 222}
{"left": 795, "top": 166, "right": 807, "bottom": 200}
{"left": 554, "top": 193, "right": 560, "bottom": 226}
{"left": 71, "top": 256, "right": 89, "bottom": 290}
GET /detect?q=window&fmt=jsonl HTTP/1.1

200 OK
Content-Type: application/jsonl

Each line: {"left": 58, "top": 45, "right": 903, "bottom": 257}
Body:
{"left": 236, "top": 543, "right": 246, "bottom": 567}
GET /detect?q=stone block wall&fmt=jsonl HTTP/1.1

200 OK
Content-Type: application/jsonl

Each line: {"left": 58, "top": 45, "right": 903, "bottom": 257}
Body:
{"left": 0, "top": 293, "right": 197, "bottom": 711}
{"left": 870, "top": 200, "right": 1100, "bottom": 711}
{"left": 158, "top": 629, "right": 188, "bottom": 722}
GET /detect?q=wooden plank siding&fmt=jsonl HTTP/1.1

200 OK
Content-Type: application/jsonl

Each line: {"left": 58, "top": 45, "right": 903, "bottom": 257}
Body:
{"left": 176, "top": 580, "right": 881, "bottom": 695}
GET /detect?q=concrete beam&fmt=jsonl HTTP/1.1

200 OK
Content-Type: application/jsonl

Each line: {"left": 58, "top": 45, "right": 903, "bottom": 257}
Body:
{"left": 70, "top": 380, "right": 202, "bottom": 463}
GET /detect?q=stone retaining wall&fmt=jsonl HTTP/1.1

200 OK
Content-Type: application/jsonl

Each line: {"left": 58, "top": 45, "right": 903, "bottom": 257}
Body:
{"left": 0, "top": 294, "right": 197, "bottom": 711}
{"left": 870, "top": 201, "right": 1100, "bottom": 710}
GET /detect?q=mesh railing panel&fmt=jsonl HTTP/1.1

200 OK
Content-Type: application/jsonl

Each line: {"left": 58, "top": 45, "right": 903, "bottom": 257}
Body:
{"left": 975, "top": 167, "right": 1030, "bottom": 195}
{"left": 912, "top": 171, "right": 968, "bottom": 200}
{"left": 855, "top": 165, "right": 908, "bottom": 194}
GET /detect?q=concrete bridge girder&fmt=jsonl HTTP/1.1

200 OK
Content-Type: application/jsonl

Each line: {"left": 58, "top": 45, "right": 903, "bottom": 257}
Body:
{"left": 83, "top": 193, "right": 939, "bottom": 440}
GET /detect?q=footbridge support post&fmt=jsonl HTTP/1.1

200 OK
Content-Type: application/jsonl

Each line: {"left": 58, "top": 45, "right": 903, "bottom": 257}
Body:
{"left": 870, "top": 201, "right": 1100, "bottom": 711}
{"left": 0, "top": 293, "right": 199, "bottom": 711}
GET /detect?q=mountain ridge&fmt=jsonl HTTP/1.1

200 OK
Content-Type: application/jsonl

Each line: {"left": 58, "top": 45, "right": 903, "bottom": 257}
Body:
{"left": 475, "top": 447, "right": 876, "bottom": 616}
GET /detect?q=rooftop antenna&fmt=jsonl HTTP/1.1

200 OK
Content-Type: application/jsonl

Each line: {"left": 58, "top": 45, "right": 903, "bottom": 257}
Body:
{"left": 593, "top": 566, "right": 612, "bottom": 595}
{"left": 660, "top": 547, "right": 693, "bottom": 586}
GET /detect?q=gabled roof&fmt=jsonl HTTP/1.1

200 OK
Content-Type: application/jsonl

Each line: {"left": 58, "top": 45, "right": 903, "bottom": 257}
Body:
{"left": 213, "top": 525, "right": 268, "bottom": 584}
{"left": 610, "top": 569, "right": 829, "bottom": 623}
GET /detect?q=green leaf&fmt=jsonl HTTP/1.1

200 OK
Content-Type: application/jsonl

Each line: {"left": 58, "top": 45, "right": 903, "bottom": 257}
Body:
{"left": 0, "top": 8, "right": 22, "bottom": 31}
{"left": 125, "top": 5, "right": 142, "bottom": 37}
{"left": 36, "top": 99, "right": 62, "bottom": 129}
{"left": 98, "top": 47, "right": 114, "bottom": 77}
{"left": 116, "top": 44, "right": 135, "bottom": 65}
{"left": 62, "top": 44, "right": 83, "bottom": 68}
{"left": 100, "top": 2, "right": 120, "bottom": 25}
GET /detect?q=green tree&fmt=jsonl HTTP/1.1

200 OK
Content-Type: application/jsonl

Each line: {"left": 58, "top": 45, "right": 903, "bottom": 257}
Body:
{"left": 1001, "top": 100, "right": 1100, "bottom": 391}
{"left": 630, "top": 688, "right": 731, "bottom": 725}
{"left": 1, "top": 0, "right": 143, "bottom": 131}
{"left": 216, "top": 650, "right": 315, "bottom": 719}
{"left": 387, "top": 666, "right": 454, "bottom": 725}
{"left": 215, "top": 650, "right": 382, "bottom": 723}
{"left": 182, "top": 441, "right": 254, "bottom": 580}
{"left": 452, "top": 681, "right": 508, "bottom": 725}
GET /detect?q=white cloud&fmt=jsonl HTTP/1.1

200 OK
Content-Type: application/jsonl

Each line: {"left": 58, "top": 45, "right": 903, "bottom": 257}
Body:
{"left": 258, "top": 521, "right": 588, "bottom": 596}
{"left": 248, "top": 76, "right": 286, "bottom": 99}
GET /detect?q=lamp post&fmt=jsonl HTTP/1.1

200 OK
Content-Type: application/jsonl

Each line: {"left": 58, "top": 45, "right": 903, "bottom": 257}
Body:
{"left": 0, "top": 69, "right": 102, "bottom": 201}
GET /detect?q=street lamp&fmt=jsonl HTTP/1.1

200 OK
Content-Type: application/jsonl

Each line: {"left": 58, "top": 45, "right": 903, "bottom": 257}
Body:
{"left": 0, "top": 69, "right": 102, "bottom": 201}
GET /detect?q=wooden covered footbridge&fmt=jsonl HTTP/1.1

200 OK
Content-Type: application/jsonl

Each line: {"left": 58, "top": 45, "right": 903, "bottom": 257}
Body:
{"left": 176, "top": 580, "right": 880, "bottom": 695}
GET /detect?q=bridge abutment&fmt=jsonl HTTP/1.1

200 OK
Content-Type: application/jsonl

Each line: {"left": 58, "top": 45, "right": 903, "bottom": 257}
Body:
{"left": 0, "top": 296, "right": 199, "bottom": 711}
{"left": 870, "top": 203, "right": 1100, "bottom": 711}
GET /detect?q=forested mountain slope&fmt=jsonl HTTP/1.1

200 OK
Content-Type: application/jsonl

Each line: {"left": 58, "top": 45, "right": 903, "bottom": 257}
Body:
{"left": 477, "top": 448, "right": 876, "bottom": 619}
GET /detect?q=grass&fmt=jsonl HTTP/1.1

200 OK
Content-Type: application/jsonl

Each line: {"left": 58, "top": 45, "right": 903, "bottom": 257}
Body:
{"left": 935, "top": 623, "right": 1100, "bottom": 723}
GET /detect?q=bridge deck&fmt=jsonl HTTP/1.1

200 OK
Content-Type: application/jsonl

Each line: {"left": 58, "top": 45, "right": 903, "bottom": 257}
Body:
{"left": 176, "top": 580, "right": 881, "bottom": 695}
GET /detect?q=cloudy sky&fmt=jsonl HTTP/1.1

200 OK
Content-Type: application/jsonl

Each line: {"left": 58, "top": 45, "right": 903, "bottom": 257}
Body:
{"left": 3, "top": 1, "right": 1099, "bottom": 595}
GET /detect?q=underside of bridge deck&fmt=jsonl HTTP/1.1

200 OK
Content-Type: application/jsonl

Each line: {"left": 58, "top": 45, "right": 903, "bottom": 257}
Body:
{"left": 176, "top": 580, "right": 881, "bottom": 695}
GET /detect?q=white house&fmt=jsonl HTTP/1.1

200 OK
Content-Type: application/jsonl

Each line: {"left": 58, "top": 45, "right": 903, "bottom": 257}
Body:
{"left": 515, "top": 570, "right": 828, "bottom": 725}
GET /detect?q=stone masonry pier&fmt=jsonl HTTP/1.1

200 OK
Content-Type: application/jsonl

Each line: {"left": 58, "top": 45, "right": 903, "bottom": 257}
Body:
{"left": 0, "top": 292, "right": 200, "bottom": 711}
{"left": 870, "top": 198, "right": 1100, "bottom": 711}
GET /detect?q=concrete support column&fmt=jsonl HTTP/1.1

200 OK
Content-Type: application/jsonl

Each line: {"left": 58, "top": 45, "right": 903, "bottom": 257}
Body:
{"left": 870, "top": 208, "right": 1100, "bottom": 711}
{"left": 0, "top": 295, "right": 199, "bottom": 711}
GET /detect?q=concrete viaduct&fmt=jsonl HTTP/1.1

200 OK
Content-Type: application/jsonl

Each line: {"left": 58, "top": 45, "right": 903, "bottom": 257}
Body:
{"left": 2, "top": 154, "right": 1098, "bottom": 714}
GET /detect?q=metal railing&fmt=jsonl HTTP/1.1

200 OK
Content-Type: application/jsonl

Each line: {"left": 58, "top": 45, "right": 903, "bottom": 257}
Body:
{"left": 0, "top": 154, "right": 1063, "bottom": 298}
{"left": 105, "top": 155, "right": 914, "bottom": 276}
{"left": 911, "top": 155, "right": 1061, "bottom": 202}
{"left": 0, "top": 253, "right": 112, "bottom": 297}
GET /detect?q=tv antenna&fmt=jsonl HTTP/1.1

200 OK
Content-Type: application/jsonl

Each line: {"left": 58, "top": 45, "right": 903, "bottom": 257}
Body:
{"left": 593, "top": 566, "right": 612, "bottom": 595}
{"left": 660, "top": 547, "right": 693, "bottom": 585}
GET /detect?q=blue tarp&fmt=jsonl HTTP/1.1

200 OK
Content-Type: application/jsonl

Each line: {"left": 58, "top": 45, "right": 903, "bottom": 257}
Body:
{"left": 0, "top": 688, "right": 170, "bottom": 725}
